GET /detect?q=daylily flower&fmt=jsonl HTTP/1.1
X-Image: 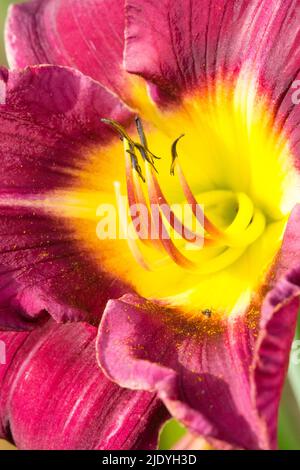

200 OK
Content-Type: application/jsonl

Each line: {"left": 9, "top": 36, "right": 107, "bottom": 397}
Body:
{"left": 1, "top": 0, "right": 300, "bottom": 450}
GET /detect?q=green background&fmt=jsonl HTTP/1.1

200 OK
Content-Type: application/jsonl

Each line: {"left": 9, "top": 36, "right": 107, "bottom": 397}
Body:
{"left": 1, "top": 0, "right": 300, "bottom": 450}
{"left": 0, "top": 0, "right": 20, "bottom": 64}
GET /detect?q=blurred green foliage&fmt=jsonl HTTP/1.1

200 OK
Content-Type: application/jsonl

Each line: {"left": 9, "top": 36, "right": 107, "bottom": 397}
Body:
{"left": 1, "top": 0, "right": 300, "bottom": 451}
{"left": 279, "top": 323, "right": 300, "bottom": 450}
{"left": 0, "top": 0, "right": 23, "bottom": 65}
{"left": 1, "top": 1, "right": 11, "bottom": 64}
{"left": 159, "top": 420, "right": 186, "bottom": 450}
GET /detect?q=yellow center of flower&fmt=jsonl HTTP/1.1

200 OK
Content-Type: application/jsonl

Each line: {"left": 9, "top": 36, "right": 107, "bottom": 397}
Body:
{"left": 51, "top": 75, "right": 299, "bottom": 319}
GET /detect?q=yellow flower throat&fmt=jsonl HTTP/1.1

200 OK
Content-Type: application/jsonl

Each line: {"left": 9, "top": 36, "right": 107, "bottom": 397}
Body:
{"left": 102, "top": 116, "right": 267, "bottom": 278}
{"left": 53, "top": 78, "right": 299, "bottom": 318}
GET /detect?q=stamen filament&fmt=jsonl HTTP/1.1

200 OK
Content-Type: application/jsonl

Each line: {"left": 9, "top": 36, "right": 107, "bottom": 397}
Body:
{"left": 131, "top": 170, "right": 165, "bottom": 252}
{"left": 225, "top": 193, "right": 254, "bottom": 237}
{"left": 226, "top": 208, "right": 266, "bottom": 247}
{"left": 124, "top": 141, "right": 149, "bottom": 241}
{"left": 145, "top": 163, "right": 199, "bottom": 270}
{"left": 170, "top": 135, "right": 223, "bottom": 239}
{"left": 177, "top": 162, "right": 223, "bottom": 238}
{"left": 146, "top": 164, "right": 205, "bottom": 246}
{"left": 114, "top": 180, "right": 151, "bottom": 271}
{"left": 125, "top": 140, "right": 163, "bottom": 250}
{"left": 102, "top": 117, "right": 268, "bottom": 276}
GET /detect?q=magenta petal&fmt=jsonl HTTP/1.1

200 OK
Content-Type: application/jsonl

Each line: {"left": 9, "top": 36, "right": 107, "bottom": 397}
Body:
{"left": 125, "top": 0, "right": 249, "bottom": 103}
{"left": 253, "top": 272, "right": 300, "bottom": 450}
{"left": 0, "top": 65, "right": 132, "bottom": 326}
{"left": 98, "top": 294, "right": 263, "bottom": 449}
{"left": 252, "top": 206, "right": 300, "bottom": 450}
{"left": 97, "top": 207, "right": 300, "bottom": 449}
{"left": 0, "top": 205, "right": 128, "bottom": 326}
{"left": 0, "top": 320, "right": 169, "bottom": 449}
{"left": 125, "top": 0, "right": 300, "bottom": 106}
{"left": 0, "top": 65, "right": 130, "bottom": 196}
{"left": 6, "top": 0, "right": 131, "bottom": 102}
{"left": 0, "top": 264, "right": 48, "bottom": 330}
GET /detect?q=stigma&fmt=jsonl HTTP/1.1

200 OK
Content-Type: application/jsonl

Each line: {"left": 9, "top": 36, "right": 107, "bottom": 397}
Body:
{"left": 101, "top": 117, "right": 266, "bottom": 275}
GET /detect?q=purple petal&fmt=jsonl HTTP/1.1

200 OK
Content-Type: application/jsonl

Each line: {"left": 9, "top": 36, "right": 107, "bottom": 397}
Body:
{"left": 5, "top": 0, "right": 132, "bottom": 102}
{"left": 97, "top": 293, "right": 263, "bottom": 449}
{"left": 0, "top": 264, "right": 48, "bottom": 330}
{"left": 252, "top": 206, "right": 300, "bottom": 449}
{"left": 0, "top": 65, "right": 132, "bottom": 328}
{"left": 0, "top": 65, "right": 130, "bottom": 195}
{"left": 97, "top": 207, "right": 300, "bottom": 449}
{"left": 0, "top": 320, "right": 169, "bottom": 449}
{"left": 125, "top": 0, "right": 300, "bottom": 106}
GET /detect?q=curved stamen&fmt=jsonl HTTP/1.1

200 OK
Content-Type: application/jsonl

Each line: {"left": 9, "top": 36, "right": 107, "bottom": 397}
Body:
{"left": 126, "top": 148, "right": 145, "bottom": 182}
{"left": 229, "top": 208, "right": 266, "bottom": 247}
{"left": 170, "top": 135, "right": 223, "bottom": 239}
{"left": 131, "top": 169, "right": 165, "bottom": 252}
{"left": 124, "top": 141, "right": 148, "bottom": 240}
{"left": 102, "top": 118, "right": 267, "bottom": 275}
{"left": 114, "top": 181, "right": 151, "bottom": 271}
{"left": 225, "top": 193, "right": 254, "bottom": 237}
{"left": 146, "top": 163, "right": 205, "bottom": 246}
{"left": 134, "top": 124, "right": 207, "bottom": 247}
{"left": 125, "top": 140, "right": 162, "bottom": 251}
{"left": 145, "top": 163, "right": 200, "bottom": 270}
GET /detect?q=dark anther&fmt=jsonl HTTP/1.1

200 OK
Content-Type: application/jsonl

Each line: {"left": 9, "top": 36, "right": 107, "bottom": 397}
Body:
{"left": 133, "top": 143, "right": 158, "bottom": 173}
{"left": 101, "top": 118, "right": 132, "bottom": 142}
{"left": 102, "top": 117, "right": 160, "bottom": 177}
{"left": 170, "top": 134, "right": 185, "bottom": 175}
{"left": 201, "top": 309, "right": 212, "bottom": 318}
{"left": 135, "top": 117, "right": 161, "bottom": 161}
{"left": 126, "top": 145, "right": 145, "bottom": 182}
{"left": 136, "top": 144, "right": 161, "bottom": 164}
{"left": 135, "top": 116, "right": 148, "bottom": 148}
